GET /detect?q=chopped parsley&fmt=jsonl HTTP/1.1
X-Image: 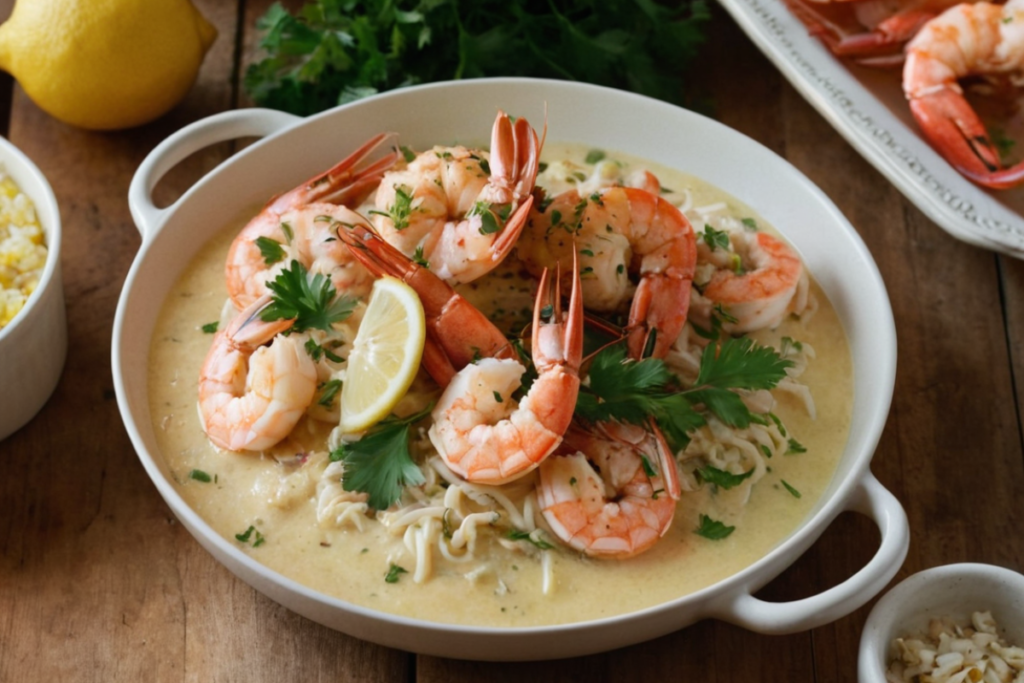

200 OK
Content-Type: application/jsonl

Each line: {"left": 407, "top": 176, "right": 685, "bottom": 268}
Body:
{"left": 507, "top": 529, "right": 556, "bottom": 550}
{"left": 261, "top": 260, "right": 356, "bottom": 333}
{"left": 786, "top": 438, "right": 806, "bottom": 454}
{"left": 384, "top": 564, "right": 408, "bottom": 583}
{"left": 702, "top": 224, "right": 730, "bottom": 251}
{"left": 304, "top": 338, "right": 344, "bottom": 363}
{"left": 695, "top": 465, "right": 754, "bottom": 490}
{"left": 584, "top": 149, "right": 606, "bottom": 164}
{"left": 200, "top": 321, "right": 219, "bottom": 334}
{"left": 235, "top": 525, "right": 266, "bottom": 547}
{"left": 255, "top": 235, "right": 286, "bottom": 265}
{"left": 695, "top": 514, "right": 734, "bottom": 540}
{"left": 369, "top": 184, "right": 414, "bottom": 230}
{"left": 781, "top": 480, "right": 802, "bottom": 498}
{"left": 188, "top": 469, "right": 212, "bottom": 483}
{"left": 330, "top": 405, "right": 432, "bottom": 510}
{"left": 317, "top": 379, "right": 343, "bottom": 407}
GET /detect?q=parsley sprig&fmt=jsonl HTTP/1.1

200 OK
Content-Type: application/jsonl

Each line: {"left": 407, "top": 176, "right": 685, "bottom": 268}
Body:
{"left": 575, "top": 338, "right": 793, "bottom": 448}
{"left": 261, "top": 260, "right": 356, "bottom": 333}
{"left": 330, "top": 405, "right": 432, "bottom": 510}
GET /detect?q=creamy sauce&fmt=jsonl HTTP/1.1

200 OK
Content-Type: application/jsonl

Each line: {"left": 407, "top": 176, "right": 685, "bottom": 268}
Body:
{"left": 148, "top": 144, "right": 853, "bottom": 627}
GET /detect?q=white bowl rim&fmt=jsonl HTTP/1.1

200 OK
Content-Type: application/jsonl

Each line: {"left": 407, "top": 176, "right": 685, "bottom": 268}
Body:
{"left": 114, "top": 77, "right": 903, "bottom": 649}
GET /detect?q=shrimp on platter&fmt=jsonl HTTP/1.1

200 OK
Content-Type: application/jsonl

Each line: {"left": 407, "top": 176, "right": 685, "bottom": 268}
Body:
{"left": 902, "top": 0, "right": 1024, "bottom": 188}
{"left": 371, "top": 110, "right": 543, "bottom": 285}
{"left": 335, "top": 222, "right": 512, "bottom": 387}
{"left": 427, "top": 259, "right": 585, "bottom": 486}
{"left": 198, "top": 295, "right": 318, "bottom": 452}
{"left": 537, "top": 420, "right": 682, "bottom": 559}
{"left": 692, "top": 229, "right": 809, "bottom": 335}
{"left": 520, "top": 185, "right": 697, "bottom": 360}
{"left": 785, "top": 0, "right": 964, "bottom": 65}
{"left": 226, "top": 133, "right": 400, "bottom": 308}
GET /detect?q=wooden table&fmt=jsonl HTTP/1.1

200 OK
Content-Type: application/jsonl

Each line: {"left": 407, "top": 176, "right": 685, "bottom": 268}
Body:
{"left": 2, "top": 1, "right": 1022, "bottom": 680}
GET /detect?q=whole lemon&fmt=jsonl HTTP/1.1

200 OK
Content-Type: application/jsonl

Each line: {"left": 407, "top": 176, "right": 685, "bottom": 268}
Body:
{"left": 0, "top": 0, "right": 217, "bottom": 130}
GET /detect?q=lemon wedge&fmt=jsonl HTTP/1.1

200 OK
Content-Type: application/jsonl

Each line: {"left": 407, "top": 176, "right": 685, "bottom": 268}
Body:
{"left": 340, "top": 277, "right": 426, "bottom": 433}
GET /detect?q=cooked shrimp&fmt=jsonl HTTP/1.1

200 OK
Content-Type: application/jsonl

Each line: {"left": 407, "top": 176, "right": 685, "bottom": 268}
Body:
{"left": 699, "top": 231, "right": 808, "bottom": 334}
{"left": 335, "top": 222, "right": 511, "bottom": 387}
{"left": 226, "top": 134, "right": 399, "bottom": 308}
{"left": 537, "top": 421, "right": 681, "bottom": 559}
{"left": 786, "top": 0, "right": 960, "bottom": 65}
{"left": 521, "top": 185, "right": 697, "bottom": 359}
{"left": 198, "top": 296, "right": 318, "bottom": 452}
{"left": 428, "top": 262, "right": 584, "bottom": 485}
{"left": 903, "top": 0, "right": 1024, "bottom": 188}
{"left": 371, "top": 110, "right": 542, "bottom": 284}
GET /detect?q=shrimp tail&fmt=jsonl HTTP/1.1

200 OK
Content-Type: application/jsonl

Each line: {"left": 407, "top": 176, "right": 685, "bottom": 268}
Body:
{"left": 336, "top": 222, "right": 510, "bottom": 384}
{"left": 907, "top": 85, "right": 1012, "bottom": 185}
{"left": 268, "top": 132, "right": 401, "bottom": 213}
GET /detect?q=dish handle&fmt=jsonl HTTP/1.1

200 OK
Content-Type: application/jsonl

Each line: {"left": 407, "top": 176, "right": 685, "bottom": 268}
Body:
{"left": 127, "top": 108, "right": 302, "bottom": 240}
{"left": 707, "top": 471, "right": 909, "bottom": 634}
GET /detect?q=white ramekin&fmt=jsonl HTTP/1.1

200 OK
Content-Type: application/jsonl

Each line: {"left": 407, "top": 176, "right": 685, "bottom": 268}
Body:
{"left": 0, "top": 136, "right": 65, "bottom": 441}
{"left": 859, "top": 563, "right": 1024, "bottom": 682}
{"left": 115, "top": 78, "right": 909, "bottom": 660}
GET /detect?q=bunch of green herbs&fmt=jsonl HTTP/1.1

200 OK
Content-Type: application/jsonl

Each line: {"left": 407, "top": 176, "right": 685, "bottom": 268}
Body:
{"left": 244, "top": 0, "right": 710, "bottom": 116}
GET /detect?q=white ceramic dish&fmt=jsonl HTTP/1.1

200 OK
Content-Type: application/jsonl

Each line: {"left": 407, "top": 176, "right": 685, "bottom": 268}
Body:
{"left": 859, "top": 563, "right": 1024, "bottom": 682}
{"left": 0, "top": 135, "right": 65, "bottom": 441}
{"left": 718, "top": 0, "right": 1024, "bottom": 258}
{"left": 114, "top": 78, "right": 908, "bottom": 660}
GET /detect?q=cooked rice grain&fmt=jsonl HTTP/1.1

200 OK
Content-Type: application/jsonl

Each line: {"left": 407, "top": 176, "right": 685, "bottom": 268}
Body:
{"left": 0, "top": 172, "right": 46, "bottom": 329}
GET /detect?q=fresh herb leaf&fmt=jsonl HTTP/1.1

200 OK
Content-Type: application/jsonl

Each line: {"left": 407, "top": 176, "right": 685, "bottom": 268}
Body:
{"left": 201, "top": 321, "right": 219, "bottom": 334}
{"left": 695, "top": 465, "right": 753, "bottom": 490}
{"left": 330, "top": 405, "right": 431, "bottom": 510}
{"left": 584, "top": 149, "right": 606, "bottom": 164}
{"left": 507, "top": 529, "right": 555, "bottom": 550}
{"left": 255, "top": 236, "right": 286, "bottom": 265}
{"left": 741, "top": 217, "right": 758, "bottom": 231}
{"left": 702, "top": 224, "right": 730, "bottom": 251}
{"left": 244, "top": 0, "right": 710, "bottom": 116}
{"left": 369, "top": 185, "right": 414, "bottom": 231}
{"left": 317, "top": 378, "right": 343, "bottom": 407}
{"left": 695, "top": 514, "right": 734, "bottom": 540}
{"left": 781, "top": 480, "right": 802, "bottom": 498}
{"left": 384, "top": 564, "right": 408, "bottom": 583}
{"left": 304, "top": 337, "right": 344, "bottom": 363}
{"left": 261, "top": 260, "right": 356, "bottom": 333}
{"left": 235, "top": 525, "right": 266, "bottom": 547}
{"left": 188, "top": 469, "right": 212, "bottom": 483}
{"left": 786, "top": 438, "right": 806, "bottom": 454}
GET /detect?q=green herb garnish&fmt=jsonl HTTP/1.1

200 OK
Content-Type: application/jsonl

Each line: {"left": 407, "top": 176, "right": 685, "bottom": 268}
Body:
{"left": 235, "top": 525, "right": 266, "bottom": 547}
{"left": 695, "top": 465, "right": 754, "bottom": 490}
{"left": 261, "top": 260, "right": 356, "bottom": 333}
{"left": 384, "top": 564, "right": 408, "bottom": 583}
{"left": 243, "top": 0, "right": 710, "bottom": 116}
{"left": 702, "top": 224, "right": 730, "bottom": 251}
{"left": 507, "top": 529, "right": 555, "bottom": 550}
{"left": 695, "top": 514, "right": 734, "bottom": 540}
{"left": 781, "top": 480, "right": 802, "bottom": 498}
{"left": 188, "top": 469, "right": 212, "bottom": 483}
{"left": 201, "top": 321, "right": 219, "bottom": 334}
{"left": 330, "top": 405, "right": 431, "bottom": 510}
{"left": 317, "top": 379, "right": 343, "bottom": 407}
{"left": 255, "top": 236, "right": 286, "bottom": 265}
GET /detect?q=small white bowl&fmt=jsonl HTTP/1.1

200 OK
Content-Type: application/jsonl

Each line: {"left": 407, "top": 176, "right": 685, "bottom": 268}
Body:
{"left": 859, "top": 563, "right": 1024, "bottom": 682}
{"left": 0, "top": 136, "right": 66, "bottom": 441}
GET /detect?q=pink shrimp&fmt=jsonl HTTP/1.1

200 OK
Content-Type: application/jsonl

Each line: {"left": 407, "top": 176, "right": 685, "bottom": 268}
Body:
{"left": 371, "top": 110, "right": 543, "bottom": 284}
{"left": 699, "top": 231, "right": 808, "bottom": 334}
{"left": 521, "top": 185, "right": 697, "bottom": 359}
{"left": 334, "top": 222, "right": 511, "bottom": 387}
{"left": 198, "top": 296, "right": 318, "bottom": 452}
{"left": 427, "top": 261, "right": 584, "bottom": 485}
{"left": 537, "top": 421, "right": 681, "bottom": 559}
{"left": 903, "top": 0, "right": 1024, "bottom": 188}
{"left": 226, "top": 134, "right": 400, "bottom": 308}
